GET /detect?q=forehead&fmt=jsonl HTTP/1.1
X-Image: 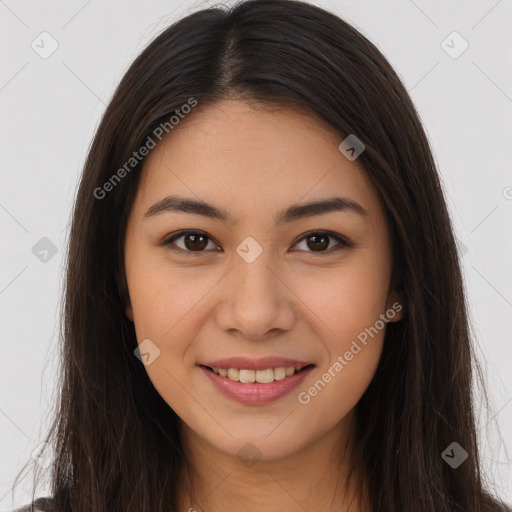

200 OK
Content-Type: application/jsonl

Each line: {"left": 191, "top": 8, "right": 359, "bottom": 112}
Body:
{"left": 133, "top": 99, "right": 383, "bottom": 227}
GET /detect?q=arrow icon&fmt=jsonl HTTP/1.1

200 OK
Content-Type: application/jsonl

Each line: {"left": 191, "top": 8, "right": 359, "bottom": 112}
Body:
{"left": 444, "top": 449, "right": 455, "bottom": 458}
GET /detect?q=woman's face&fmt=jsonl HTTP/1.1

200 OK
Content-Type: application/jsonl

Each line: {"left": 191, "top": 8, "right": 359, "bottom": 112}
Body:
{"left": 123, "top": 99, "right": 402, "bottom": 461}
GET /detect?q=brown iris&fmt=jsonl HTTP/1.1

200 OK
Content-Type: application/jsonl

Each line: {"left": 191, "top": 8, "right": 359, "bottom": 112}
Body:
{"left": 306, "top": 234, "right": 329, "bottom": 252}
{"left": 183, "top": 233, "right": 209, "bottom": 251}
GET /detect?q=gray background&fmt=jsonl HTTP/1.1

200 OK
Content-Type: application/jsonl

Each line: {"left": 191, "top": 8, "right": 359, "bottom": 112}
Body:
{"left": 1, "top": 0, "right": 511, "bottom": 508}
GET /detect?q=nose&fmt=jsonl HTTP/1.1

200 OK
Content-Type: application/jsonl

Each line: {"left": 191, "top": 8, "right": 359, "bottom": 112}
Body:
{"left": 215, "top": 245, "right": 296, "bottom": 342}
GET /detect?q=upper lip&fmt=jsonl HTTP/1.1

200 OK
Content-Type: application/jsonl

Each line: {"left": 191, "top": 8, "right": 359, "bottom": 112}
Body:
{"left": 199, "top": 357, "right": 314, "bottom": 371}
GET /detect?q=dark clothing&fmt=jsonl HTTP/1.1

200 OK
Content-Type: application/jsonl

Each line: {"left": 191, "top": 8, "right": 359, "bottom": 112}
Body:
{"left": 12, "top": 495, "right": 512, "bottom": 511}
{"left": 12, "top": 497, "right": 50, "bottom": 511}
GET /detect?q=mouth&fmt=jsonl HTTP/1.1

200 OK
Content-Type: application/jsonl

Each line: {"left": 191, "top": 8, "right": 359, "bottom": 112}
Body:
{"left": 197, "top": 356, "right": 316, "bottom": 404}
{"left": 198, "top": 362, "right": 316, "bottom": 404}
{"left": 199, "top": 363, "right": 315, "bottom": 384}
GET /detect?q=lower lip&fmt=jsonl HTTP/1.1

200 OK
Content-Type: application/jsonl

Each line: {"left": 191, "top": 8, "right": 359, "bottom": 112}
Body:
{"left": 199, "top": 365, "right": 315, "bottom": 405}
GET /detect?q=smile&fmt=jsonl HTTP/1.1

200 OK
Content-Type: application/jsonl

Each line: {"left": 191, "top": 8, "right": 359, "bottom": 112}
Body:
{"left": 201, "top": 364, "right": 312, "bottom": 383}
{"left": 198, "top": 363, "right": 315, "bottom": 405}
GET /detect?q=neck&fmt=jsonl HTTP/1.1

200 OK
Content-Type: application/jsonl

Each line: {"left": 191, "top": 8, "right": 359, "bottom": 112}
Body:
{"left": 176, "top": 411, "right": 370, "bottom": 512}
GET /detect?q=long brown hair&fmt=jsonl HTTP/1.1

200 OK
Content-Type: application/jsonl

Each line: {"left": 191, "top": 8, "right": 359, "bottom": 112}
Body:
{"left": 11, "top": 0, "right": 510, "bottom": 510}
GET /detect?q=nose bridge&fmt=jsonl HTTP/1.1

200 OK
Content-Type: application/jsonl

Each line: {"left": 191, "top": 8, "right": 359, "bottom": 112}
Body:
{"left": 233, "top": 234, "right": 279, "bottom": 298}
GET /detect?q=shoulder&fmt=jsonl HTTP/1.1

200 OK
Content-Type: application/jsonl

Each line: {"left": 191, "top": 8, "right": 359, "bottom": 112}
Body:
{"left": 10, "top": 497, "right": 52, "bottom": 512}
{"left": 485, "top": 494, "right": 512, "bottom": 512}
{"left": 11, "top": 506, "right": 45, "bottom": 512}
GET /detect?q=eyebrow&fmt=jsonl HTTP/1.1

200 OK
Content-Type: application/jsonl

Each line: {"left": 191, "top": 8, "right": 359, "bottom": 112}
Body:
{"left": 143, "top": 194, "right": 368, "bottom": 224}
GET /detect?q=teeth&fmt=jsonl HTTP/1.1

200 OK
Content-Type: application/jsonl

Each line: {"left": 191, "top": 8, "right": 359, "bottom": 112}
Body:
{"left": 255, "top": 369, "right": 273, "bottom": 383}
{"left": 272, "top": 367, "right": 286, "bottom": 381}
{"left": 239, "top": 369, "right": 256, "bottom": 383}
{"left": 227, "top": 368, "right": 239, "bottom": 381}
{"left": 211, "top": 365, "right": 305, "bottom": 383}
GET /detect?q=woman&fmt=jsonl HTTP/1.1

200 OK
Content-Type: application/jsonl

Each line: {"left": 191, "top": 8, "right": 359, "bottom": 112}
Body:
{"left": 10, "top": 0, "right": 510, "bottom": 510}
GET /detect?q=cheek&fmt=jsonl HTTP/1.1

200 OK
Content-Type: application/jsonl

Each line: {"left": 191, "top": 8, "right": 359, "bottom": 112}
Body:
{"left": 292, "top": 257, "right": 389, "bottom": 411}
{"left": 297, "top": 338, "right": 384, "bottom": 431}
{"left": 127, "top": 270, "right": 200, "bottom": 414}
{"left": 125, "top": 244, "right": 204, "bottom": 334}
{"left": 125, "top": 252, "right": 214, "bottom": 386}
{"left": 296, "top": 254, "right": 390, "bottom": 339}
{"left": 297, "top": 300, "right": 387, "bottom": 424}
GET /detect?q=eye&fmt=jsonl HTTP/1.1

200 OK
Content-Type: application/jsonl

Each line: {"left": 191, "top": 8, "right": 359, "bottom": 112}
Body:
{"left": 162, "top": 230, "right": 354, "bottom": 256}
{"left": 163, "top": 230, "right": 220, "bottom": 255}
{"left": 291, "top": 230, "right": 354, "bottom": 254}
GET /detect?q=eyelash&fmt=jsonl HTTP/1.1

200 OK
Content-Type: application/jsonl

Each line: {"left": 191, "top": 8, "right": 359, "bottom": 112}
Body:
{"left": 162, "top": 230, "right": 354, "bottom": 257}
